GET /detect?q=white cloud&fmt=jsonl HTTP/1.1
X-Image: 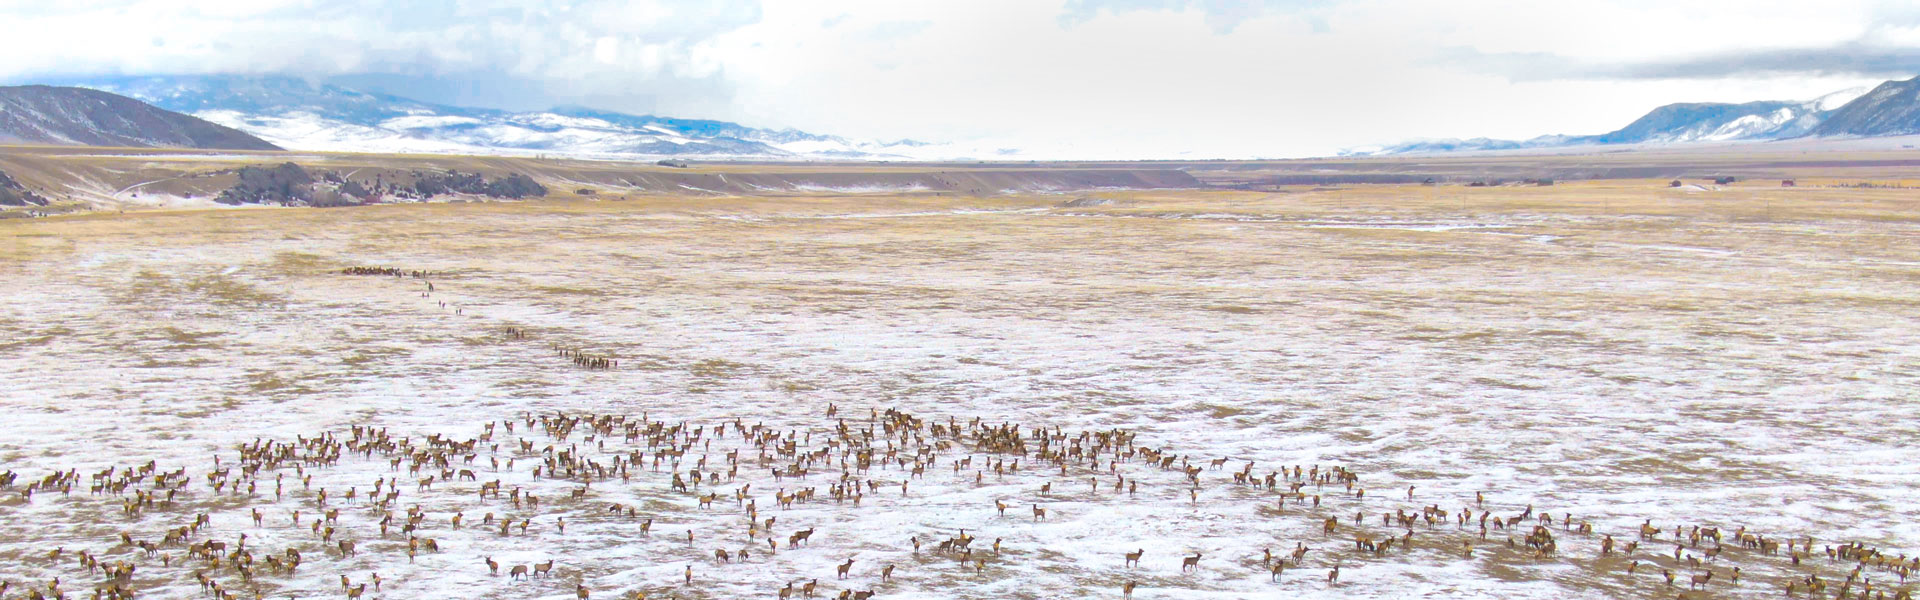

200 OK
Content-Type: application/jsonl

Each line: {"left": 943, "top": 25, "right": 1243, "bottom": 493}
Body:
{"left": 0, "top": 0, "right": 1911, "bottom": 158}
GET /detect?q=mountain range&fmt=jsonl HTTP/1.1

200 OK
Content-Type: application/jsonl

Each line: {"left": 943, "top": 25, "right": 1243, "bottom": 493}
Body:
{"left": 0, "top": 85, "right": 279, "bottom": 151}
{"left": 12, "top": 74, "right": 1920, "bottom": 160}
{"left": 1345, "top": 77, "right": 1920, "bottom": 156}
{"left": 57, "top": 75, "right": 938, "bottom": 160}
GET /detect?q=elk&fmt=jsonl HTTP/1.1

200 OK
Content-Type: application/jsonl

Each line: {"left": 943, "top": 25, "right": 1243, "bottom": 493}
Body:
{"left": 1032, "top": 504, "right": 1047, "bottom": 521}
{"left": 485, "top": 556, "right": 499, "bottom": 575}
{"left": 837, "top": 558, "right": 855, "bottom": 579}
{"left": 535, "top": 560, "right": 555, "bottom": 577}
{"left": 1182, "top": 553, "right": 1202, "bottom": 572}
{"left": 1690, "top": 571, "right": 1713, "bottom": 590}
{"left": 1124, "top": 549, "right": 1144, "bottom": 568}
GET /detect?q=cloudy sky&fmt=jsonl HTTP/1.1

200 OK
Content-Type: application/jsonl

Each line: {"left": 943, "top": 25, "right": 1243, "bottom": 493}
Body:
{"left": 3, "top": 0, "right": 1917, "bottom": 158}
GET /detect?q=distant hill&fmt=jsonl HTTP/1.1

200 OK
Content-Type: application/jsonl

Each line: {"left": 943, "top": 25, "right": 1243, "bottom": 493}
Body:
{"left": 1582, "top": 99, "right": 1827, "bottom": 144}
{"left": 0, "top": 169, "right": 50, "bottom": 206}
{"left": 1347, "top": 87, "right": 1867, "bottom": 156}
{"left": 62, "top": 75, "right": 939, "bottom": 159}
{"left": 1809, "top": 75, "right": 1920, "bottom": 137}
{"left": 0, "top": 85, "right": 281, "bottom": 150}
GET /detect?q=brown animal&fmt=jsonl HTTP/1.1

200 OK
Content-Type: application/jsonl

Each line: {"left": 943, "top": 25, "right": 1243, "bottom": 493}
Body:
{"left": 1032, "top": 504, "right": 1047, "bottom": 521}
{"left": 881, "top": 564, "right": 895, "bottom": 581}
{"left": 577, "top": 584, "right": 591, "bottom": 600}
{"left": 1182, "top": 553, "right": 1202, "bottom": 572}
{"left": 1690, "top": 571, "right": 1713, "bottom": 590}
{"left": 535, "top": 560, "right": 555, "bottom": 577}
{"left": 1123, "top": 581, "right": 1137, "bottom": 598}
{"left": 485, "top": 556, "right": 499, "bottom": 575}
{"left": 1124, "top": 549, "right": 1144, "bottom": 568}
{"left": 837, "top": 558, "right": 855, "bottom": 579}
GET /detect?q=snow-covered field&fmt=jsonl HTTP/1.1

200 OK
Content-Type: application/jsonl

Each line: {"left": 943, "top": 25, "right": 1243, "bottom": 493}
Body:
{"left": 1, "top": 185, "right": 1917, "bottom": 600}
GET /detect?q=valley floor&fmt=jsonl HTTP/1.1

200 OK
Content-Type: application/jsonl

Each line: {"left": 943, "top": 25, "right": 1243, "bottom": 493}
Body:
{"left": 1, "top": 182, "right": 1917, "bottom": 599}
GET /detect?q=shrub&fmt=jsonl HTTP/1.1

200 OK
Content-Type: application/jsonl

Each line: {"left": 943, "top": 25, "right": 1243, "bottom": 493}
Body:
{"left": 217, "top": 162, "right": 313, "bottom": 205}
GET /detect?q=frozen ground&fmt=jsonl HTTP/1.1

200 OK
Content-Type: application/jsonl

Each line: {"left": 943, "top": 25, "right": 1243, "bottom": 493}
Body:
{"left": 1, "top": 184, "right": 1917, "bottom": 600}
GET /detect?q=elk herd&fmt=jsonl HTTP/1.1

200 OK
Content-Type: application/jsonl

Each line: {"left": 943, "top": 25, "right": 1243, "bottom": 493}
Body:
{"left": 2, "top": 404, "right": 1912, "bottom": 600}
{"left": 0, "top": 268, "right": 1910, "bottom": 600}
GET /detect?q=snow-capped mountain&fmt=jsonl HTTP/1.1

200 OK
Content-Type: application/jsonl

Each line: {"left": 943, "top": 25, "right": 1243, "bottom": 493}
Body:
{"left": 62, "top": 75, "right": 937, "bottom": 160}
{"left": 1810, "top": 75, "right": 1920, "bottom": 137}
{"left": 0, "top": 84, "right": 279, "bottom": 150}
{"left": 1347, "top": 86, "right": 1869, "bottom": 156}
